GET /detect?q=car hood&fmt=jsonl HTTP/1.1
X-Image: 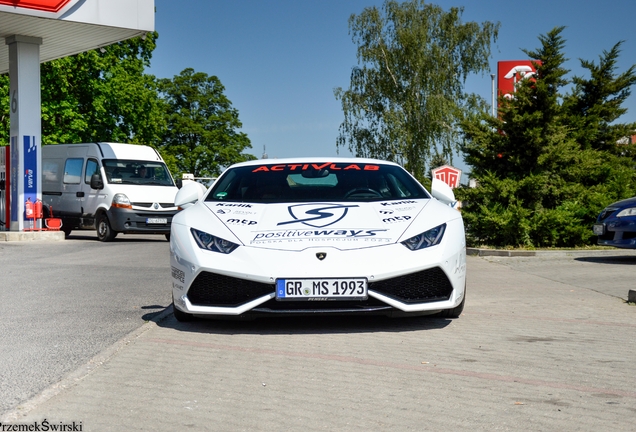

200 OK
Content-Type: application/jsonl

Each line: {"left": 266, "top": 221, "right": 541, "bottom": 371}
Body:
{"left": 606, "top": 196, "right": 636, "bottom": 210}
{"left": 203, "top": 199, "right": 447, "bottom": 251}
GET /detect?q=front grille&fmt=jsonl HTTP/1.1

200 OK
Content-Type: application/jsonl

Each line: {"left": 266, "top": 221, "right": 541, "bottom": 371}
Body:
{"left": 187, "top": 272, "right": 275, "bottom": 306}
{"left": 133, "top": 202, "right": 176, "bottom": 209}
{"left": 369, "top": 267, "right": 453, "bottom": 303}
{"left": 598, "top": 231, "right": 615, "bottom": 241}
{"left": 598, "top": 207, "right": 618, "bottom": 221}
{"left": 598, "top": 229, "right": 636, "bottom": 242}
{"left": 187, "top": 268, "right": 452, "bottom": 308}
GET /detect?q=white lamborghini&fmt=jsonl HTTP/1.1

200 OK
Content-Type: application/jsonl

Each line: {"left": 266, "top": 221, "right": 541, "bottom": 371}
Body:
{"left": 170, "top": 158, "right": 466, "bottom": 322}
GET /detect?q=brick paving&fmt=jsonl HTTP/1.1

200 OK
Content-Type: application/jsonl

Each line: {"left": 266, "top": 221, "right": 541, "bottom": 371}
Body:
{"left": 3, "top": 255, "right": 635, "bottom": 431}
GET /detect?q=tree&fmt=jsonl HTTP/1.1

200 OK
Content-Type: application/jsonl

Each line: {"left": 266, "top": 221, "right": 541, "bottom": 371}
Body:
{"left": 0, "top": 33, "right": 165, "bottom": 146}
{"left": 334, "top": 0, "right": 499, "bottom": 181}
{"left": 458, "top": 27, "right": 636, "bottom": 248}
{"left": 563, "top": 41, "right": 636, "bottom": 156}
{"left": 157, "top": 68, "right": 254, "bottom": 178}
{"left": 0, "top": 74, "right": 8, "bottom": 146}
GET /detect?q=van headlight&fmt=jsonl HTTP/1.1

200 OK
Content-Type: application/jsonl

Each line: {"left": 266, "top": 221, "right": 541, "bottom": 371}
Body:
{"left": 112, "top": 193, "right": 132, "bottom": 209}
{"left": 401, "top": 224, "right": 446, "bottom": 250}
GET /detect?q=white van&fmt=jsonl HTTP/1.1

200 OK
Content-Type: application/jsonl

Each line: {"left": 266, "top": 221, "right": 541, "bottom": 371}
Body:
{"left": 42, "top": 143, "right": 179, "bottom": 241}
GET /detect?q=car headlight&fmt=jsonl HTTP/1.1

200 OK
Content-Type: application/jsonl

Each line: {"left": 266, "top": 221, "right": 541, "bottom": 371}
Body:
{"left": 616, "top": 208, "right": 636, "bottom": 217}
{"left": 112, "top": 193, "right": 131, "bottom": 209}
{"left": 191, "top": 228, "right": 239, "bottom": 253}
{"left": 401, "top": 223, "right": 446, "bottom": 251}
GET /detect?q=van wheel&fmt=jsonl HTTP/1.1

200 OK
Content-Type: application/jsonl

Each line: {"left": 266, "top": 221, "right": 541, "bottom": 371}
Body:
{"left": 62, "top": 225, "right": 72, "bottom": 238}
{"left": 96, "top": 214, "right": 117, "bottom": 242}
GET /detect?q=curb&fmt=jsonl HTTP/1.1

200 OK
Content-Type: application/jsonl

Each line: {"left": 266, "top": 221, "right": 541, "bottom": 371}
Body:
{"left": 466, "top": 247, "right": 636, "bottom": 258}
{"left": 0, "top": 231, "right": 65, "bottom": 242}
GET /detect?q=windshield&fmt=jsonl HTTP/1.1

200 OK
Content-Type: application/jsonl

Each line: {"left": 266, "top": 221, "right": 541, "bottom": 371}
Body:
{"left": 103, "top": 159, "right": 174, "bottom": 186}
{"left": 206, "top": 162, "right": 430, "bottom": 203}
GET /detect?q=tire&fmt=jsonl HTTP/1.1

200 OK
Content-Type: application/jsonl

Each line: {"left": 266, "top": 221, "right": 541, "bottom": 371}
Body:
{"left": 438, "top": 287, "right": 466, "bottom": 319}
{"left": 62, "top": 224, "right": 73, "bottom": 239}
{"left": 172, "top": 302, "right": 194, "bottom": 322}
{"left": 96, "top": 213, "right": 117, "bottom": 242}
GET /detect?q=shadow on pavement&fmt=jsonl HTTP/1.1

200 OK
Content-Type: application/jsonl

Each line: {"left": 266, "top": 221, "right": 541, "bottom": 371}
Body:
{"left": 575, "top": 255, "right": 636, "bottom": 265}
{"left": 141, "top": 305, "right": 171, "bottom": 321}
{"left": 64, "top": 232, "right": 169, "bottom": 242}
{"left": 155, "top": 306, "right": 453, "bottom": 335}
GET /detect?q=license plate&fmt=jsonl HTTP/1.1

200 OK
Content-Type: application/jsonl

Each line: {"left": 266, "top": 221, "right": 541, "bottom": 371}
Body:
{"left": 276, "top": 278, "right": 368, "bottom": 301}
{"left": 146, "top": 218, "right": 168, "bottom": 224}
{"left": 593, "top": 224, "right": 605, "bottom": 235}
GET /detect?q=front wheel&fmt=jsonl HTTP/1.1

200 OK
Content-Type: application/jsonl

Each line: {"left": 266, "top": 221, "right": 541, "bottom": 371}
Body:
{"left": 96, "top": 214, "right": 117, "bottom": 242}
{"left": 437, "top": 287, "right": 466, "bottom": 318}
{"left": 172, "top": 302, "right": 194, "bottom": 322}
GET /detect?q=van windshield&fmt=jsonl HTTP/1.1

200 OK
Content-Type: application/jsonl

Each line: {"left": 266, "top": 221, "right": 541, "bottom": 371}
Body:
{"left": 103, "top": 160, "right": 174, "bottom": 186}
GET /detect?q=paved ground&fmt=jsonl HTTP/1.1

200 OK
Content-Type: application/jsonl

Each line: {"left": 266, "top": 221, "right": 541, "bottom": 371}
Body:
{"left": 0, "top": 233, "right": 172, "bottom": 415}
{"left": 2, "top": 250, "right": 634, "bottom": 431}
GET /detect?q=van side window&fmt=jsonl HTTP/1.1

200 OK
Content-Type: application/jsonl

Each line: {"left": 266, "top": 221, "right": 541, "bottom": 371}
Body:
{"left": 85, "top": 159, "right": 99, "bottom": 184}
{"left": 63, "top": 158, "right": 84, "bottom": 184}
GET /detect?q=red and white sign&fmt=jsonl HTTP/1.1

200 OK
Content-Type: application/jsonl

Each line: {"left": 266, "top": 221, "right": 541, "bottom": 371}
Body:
{"left": 431, "top": 165, "right": 462, "bottom": 189}
{"left": 0, "top": 0, "right": 80, "bottom": 17}
{"left": 497, "top": 60, "right": 539, "bottom": 101}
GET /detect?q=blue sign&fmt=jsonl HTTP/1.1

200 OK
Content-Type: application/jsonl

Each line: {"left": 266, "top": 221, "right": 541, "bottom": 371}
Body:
{"left": 23, "top": 135, "right": 37, "bottom": 221}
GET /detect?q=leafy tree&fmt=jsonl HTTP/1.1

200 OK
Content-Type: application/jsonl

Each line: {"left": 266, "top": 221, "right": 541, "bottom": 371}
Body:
{"left": 334, "top": 0, "right": 499, "bottom": 181}
{"left": 157, "top": 68, "right": 254, "bottom": 178}
{"left": 0, "top": 33, "right": 165, "bottom": 146}
{"left": 0, "top": 74, "right": 8, "bottom": 146}
{"left": 1, "top": 35, "right": 255, "bottom": 179}
{"left": 458, "top": 27, "right": 636, "bottom": 248}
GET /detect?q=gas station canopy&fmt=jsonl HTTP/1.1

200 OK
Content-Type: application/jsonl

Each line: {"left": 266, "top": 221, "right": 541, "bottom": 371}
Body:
{"left": 0, "top": 0, "right": 154, "bottom": 74}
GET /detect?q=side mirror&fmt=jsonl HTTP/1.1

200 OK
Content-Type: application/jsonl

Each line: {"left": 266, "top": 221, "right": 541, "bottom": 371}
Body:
{"left": 431, "top": 178, "right": 456, "bottom": 206}
{"left": 175, "top": 178, "right": 183, "bottom": 189}
{"left": 174, "top": 181, "right": 205, "bottom": 209}
{"left": 90, "top": 173, "right": 104, "bottom": 190}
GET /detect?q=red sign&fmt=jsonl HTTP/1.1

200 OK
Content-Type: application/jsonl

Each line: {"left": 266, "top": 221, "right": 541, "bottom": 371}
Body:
{"left": 0, "top": 0, "right": 73, "bottom": 13}
{"left": 431, "top": 165, "right": 462, "bottom": 189}
{"left": 497, "top": 60, "right": 539, "bottom": 101}
{"left": 252, "top": 163, "right": 379, "bottom": 172}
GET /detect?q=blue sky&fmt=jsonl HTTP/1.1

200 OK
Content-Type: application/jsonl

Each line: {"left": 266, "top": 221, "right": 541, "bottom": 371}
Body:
{"left": 148, "top": 0, "right": 636, "bottom": 175}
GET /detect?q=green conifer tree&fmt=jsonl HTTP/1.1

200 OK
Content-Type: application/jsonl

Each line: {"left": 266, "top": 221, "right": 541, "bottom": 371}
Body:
{"left": 458, "top": 27, "right": 636, "bottom": 248}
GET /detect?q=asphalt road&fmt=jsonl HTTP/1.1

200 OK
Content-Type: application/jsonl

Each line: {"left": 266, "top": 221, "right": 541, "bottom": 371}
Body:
{"left": 0, "top": 232, "right": 172, "bottom": 415}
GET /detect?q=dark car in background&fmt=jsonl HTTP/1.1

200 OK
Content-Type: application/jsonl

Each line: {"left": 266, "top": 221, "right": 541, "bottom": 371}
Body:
{"left": 593, "top": 197, "right": 636, "bottom": 248}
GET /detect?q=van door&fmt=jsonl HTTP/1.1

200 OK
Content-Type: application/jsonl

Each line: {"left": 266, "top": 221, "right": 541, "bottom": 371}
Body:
{"left": 60, "top": 157, "right": 85, "bottom": 218}
{"left": 83, "top": 158, "right": 104, "bottom": 219}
